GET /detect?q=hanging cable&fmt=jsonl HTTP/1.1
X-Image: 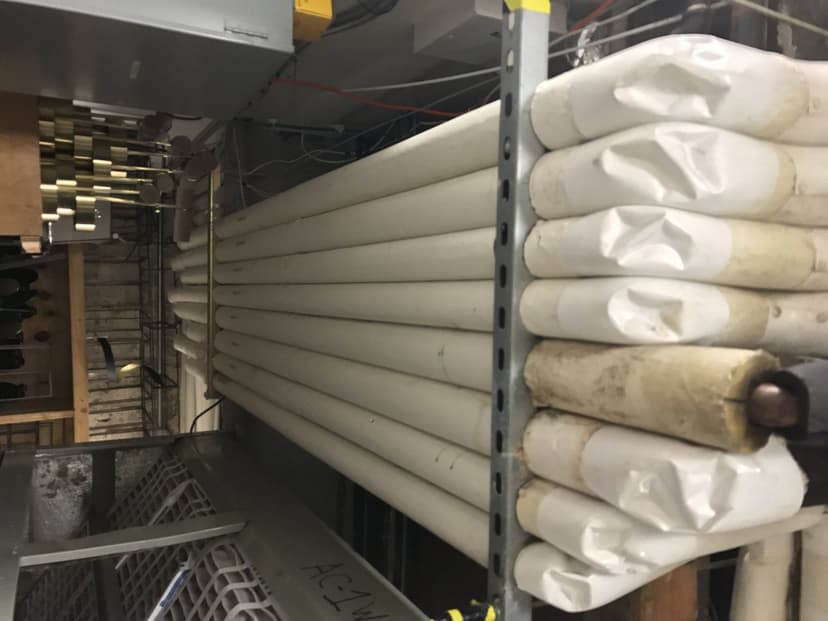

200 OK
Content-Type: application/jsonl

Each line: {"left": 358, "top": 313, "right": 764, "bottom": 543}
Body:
{"left": 272, "top": 78, "right": 462, "bottom": 117}
{"left": 189, "top": 397, "right": 225, "bottom": 434}
{"left": 548, "top": 0, "right": 663, "bottom": 49}
{"left": 730, "top": 0, "right": 828, "bottom": 37}
{"left": 570, "top": 0, "right": 617, "bottom": 32}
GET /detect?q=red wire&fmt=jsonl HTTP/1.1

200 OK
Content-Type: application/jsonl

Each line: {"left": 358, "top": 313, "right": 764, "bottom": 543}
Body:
{"left": 569, "top": 0, "right": 616, "bottom": 32}
{"left": 272, "top": 78, "right": 461, "bottom": 118}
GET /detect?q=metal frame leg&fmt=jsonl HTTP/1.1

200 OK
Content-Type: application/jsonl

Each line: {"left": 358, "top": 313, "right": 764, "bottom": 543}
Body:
{"left": 488, "top": 2, "right": 549, "bottom": 619}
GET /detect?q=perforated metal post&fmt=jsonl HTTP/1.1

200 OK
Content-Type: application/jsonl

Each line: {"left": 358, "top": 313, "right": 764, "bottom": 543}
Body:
{"left": 488, "top": 2, "right": 549, "bottom": 619}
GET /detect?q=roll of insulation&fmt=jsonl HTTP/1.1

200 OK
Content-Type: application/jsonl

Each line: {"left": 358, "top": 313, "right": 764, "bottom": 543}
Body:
{"left": 525, "top": 341, "right": 776, "bottom": 452}
{"left": 215, "top": 353, "right": 490, "bottom": 510}
{"left": 801, "top": 514, "right": 828, "bottom": 621}
{"left": 517, "top": 507, "right": 822, "bottom": 614}
{"left": 531, "top": 123, "right": 828, "bottom": 226}
{"left": 215, "top": 308, "right": 492, "bottom": 391}
{"left": 530, "top": 35, "right": 827, "bottom": 149}
{"left": 173, "top": 335, "right": 206, "bottom": 361}
{"left": 215, "top": 375, "right": 490, "bottom": 565}
{"left": 181, "top": 320, "right": 207, "bottom": 344}
{"left": 523, "top": 412, "right": 805, "bottom": 533}
{"left": 520, "top": 278, "right": 828, "bottom": 357}
{"left": 525, "top": 206, "right": 828, "bottom": 291}
{"left": 217, "top": 168, "right": 497, "bottom": 262}
{"left": 214, "top": 282, "right": 493, "bottom": 331}
{"left": 178, "top": 265, "right": 208, "bottom": 285}
{"left": 215, "top": 103, "right": 499, "bottom": 240}
{"left": 172, "top": 303, "right": 207, "bottom": 324}
{"left": 215, "top": 228, "right": 495, "bottom": 285}
{"left": 170, "top": 246, "right": 208, "bottom": 271}
{"left": 730, "top": 534, "right": 795, "bottom": 621}
{"left": 215, "top": 331, "right": 491, "bottom": 454}
{"left": 184, "top": 357, "right": 207, "bottom": 382}
{"left": 520, "top": 478, "right": 820, "bottom": 575}
{"left": 168, "top": 287, "right": 208, "bottom": 305}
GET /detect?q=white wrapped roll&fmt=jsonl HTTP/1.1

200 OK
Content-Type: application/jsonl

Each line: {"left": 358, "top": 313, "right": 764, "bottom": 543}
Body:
{"left": 173, "top": 335, "right": 206, "bottom": 361}
{"left": 517, "top": 508, "right": 821, "bottom": 613}
{"left": 531, "top": 123, "right": 828, "bottom": 226}
{"left": 214, "top": 282, "right": 493, "bottom": 331}
{"left": 521, "top": 478, "right": 821, "bottom": 575}
{"left": 525, "top": 206, "right": 828, "bottom": 291}
{"left": 523, "top": 412, "right": 805, "bottom": 533}
{"left": 531, "top": 34, "right": 825, "bottom": 149}
{"left": 215, "top": 353, "right": 490, "bottom": 510}
{"left": 170, "top": 247, "right": 207, "bottom": 271}
{"left": 217, "top": 169, "right": 497, "bottom": 262}
{"left": 215, "top": 330, "right": 491, "bottom": 454}
{"left": 183, "top": 357, "right": 207, "bottom": 382}
{"left": 215, "top": 375, "right": 490, "bottom": 566}
{"left": 801, "top": 514, "right": 828, "bottom": 621}
{"left": 168, "top": 287, "right": 207, "bottom": 305}
{"left": 215, "top": 228, "right": 495, "bottom": 285}
{"left": 181, "top": 320, "right": 207, "bottom": 344}
{"left": 172, "top": 303, "right": 207, "bottom": 324}
{"left": 178, "top": 265, "right": 208, "bottom": 285}
{"left": 215, "top": 102, "right": 499, "bottom": 240}
{"left": 730, "top": 534, "right": 795, "bottom": 621}
{"left": 215, "top": 308, "right": 492, "bottom": 391}
{"left": 520, "top": 278, "right": 828, "bottom": 357}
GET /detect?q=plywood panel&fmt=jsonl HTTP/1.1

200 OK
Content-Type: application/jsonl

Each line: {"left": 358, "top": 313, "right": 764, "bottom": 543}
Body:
{"left": 0, "top": 91, "right": 41, "bottom": 241}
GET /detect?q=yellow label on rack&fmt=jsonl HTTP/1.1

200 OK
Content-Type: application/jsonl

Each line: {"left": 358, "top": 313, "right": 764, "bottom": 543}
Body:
{"left": 448, "top": 610, "right": 463, "bottom": 621}
{"left": 504, "top": 0, "right": 551, "bottom": 13}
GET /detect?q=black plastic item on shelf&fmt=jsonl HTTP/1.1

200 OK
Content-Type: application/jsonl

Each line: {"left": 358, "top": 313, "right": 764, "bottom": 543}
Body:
{"left": 0, "top": 277, "right": 19, "bottom": 297}
{"left": 0, "top": 381, "right": 26, "bottom": 400}
{"left": 0, "top": 320, "right": 22, "bottom": 342}
{"left": 0, "top": 267, "right": 38, "bottom": 287}
{"left": 0, "top": 350, "right": 24, "bottom": 370}
{"left": 1, "top": 290, "right": 37, "bottom": 307}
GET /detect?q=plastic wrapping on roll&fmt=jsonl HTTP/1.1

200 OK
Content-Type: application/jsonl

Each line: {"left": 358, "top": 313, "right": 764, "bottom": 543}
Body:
{"left": 523, "top": 412, "right": 805, "bottom": 533}
{"left": 530, "top": 123, "right": 828, "bottom": 226}
{"left": 525, "top": 206, "right": 828, "bottom": 291}
{"left": 530, "top": 34, "right": 827, "bottom": 149}
{"left": 525, "top": 341, "right": 776, "bottom": 452}
{"left": 520, "top": 278, "right": 828, "bottom": 357}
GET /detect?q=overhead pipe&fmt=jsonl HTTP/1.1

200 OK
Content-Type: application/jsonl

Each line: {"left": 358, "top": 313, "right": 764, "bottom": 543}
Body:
{"left": 214, "top": 330, "right": 491, "bottom": 454}
{"left": 214, "top": 282, "right": 493, "bottom": 332}
{"left": 215, "top": 308, "right": 492, "bottom": 391}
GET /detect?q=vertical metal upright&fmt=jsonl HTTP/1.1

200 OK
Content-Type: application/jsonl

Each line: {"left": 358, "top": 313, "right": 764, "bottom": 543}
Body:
{"left": 489, "top": 1, "right": 549, "bottom": 619}
{"left": 205, "top": 166, "right": 219, "bottom": 400}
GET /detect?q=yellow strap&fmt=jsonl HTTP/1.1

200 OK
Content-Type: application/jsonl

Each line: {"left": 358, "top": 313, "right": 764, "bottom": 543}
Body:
{"left": 448, "top": 611, "right": 464, "bottom": 621}
{"left": 484, "top": 606, "right": 496, "bottom": 621}
{"left": 504, "top": 0, "right": 551, "bottom": 13}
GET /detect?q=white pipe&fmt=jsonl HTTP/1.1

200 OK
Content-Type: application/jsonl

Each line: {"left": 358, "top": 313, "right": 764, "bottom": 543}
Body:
{"left": 530, "top": 34, "right": 825, "bottom": 149}
{"left": 521, "top": 278, "right": 828, "bottom": 357}
{"left": 168, "top": 287, "right": 208, "bottom": 305}
{"left": 525, "top": 206, "right": 828, "bottom": 291}
{"left": 730, "top": 533, "right": 795, "bottom": 621}
{"left": 173, "top": 335, "right": 206, "bottom": 361}
{"left": 214, "top": 228, "right": 495, "bottom": 285}
{"left": 214, "top": 353, "right": 490, "bottom": 510}
{"left": 215, "top": 308, "right": 492, "bottom": 391}
{"left": 517, "top": 508, "right": 821, "bottom": 614}
{"left": 523, "top": 412, "right": 805, "bottom": 534}
{"left": 214, "top": 330, "right": 491, "bottom": 454}
{"left": 214, "top": 282, "right": 493, "bottom": 332}
{"left": 525, "top": 340, "right": 777, "bottom": 452}
{"left": 170, "top": 247, "right": 208, "bottom": 271}
{"left": 801, "top": 513, "right": 828, "bottom": 621}
{"left": 179, "top": 265, "right": 208, "bottom": 285}
{"left": 215, "top": 103, "right": 499, "bottom": 240}
{"left": 530, "top": 122, "right": 828, "bottom": 226}
{"left": 217, "top": 168, "right": 497, "bottom": 262}
{"left": 213, "top": 375, "right": 490, "bottom": 566}
{"left": 181, "top": 321, "right": 207, "bottom": 344}
{"left": 172, "top": 303, "right": 207, "bottom": 324}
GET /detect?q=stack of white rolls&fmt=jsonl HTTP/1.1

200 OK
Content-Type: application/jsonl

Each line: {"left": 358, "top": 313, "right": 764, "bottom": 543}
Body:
{"left": 168, "top": 34, "right": 828, "bottom": 612}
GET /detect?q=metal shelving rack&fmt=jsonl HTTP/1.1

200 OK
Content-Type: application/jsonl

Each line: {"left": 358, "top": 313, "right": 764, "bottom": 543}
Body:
{"left": 488, "top": 2, "right": 549, "bottom": 619}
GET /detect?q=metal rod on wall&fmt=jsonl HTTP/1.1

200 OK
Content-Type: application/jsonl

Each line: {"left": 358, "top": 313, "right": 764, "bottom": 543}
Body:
{"left": 205, "top": 166, "right": 218, "bottom": 400}
{"left": 488, "top": 2, "right": 549, "bottom": 619}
